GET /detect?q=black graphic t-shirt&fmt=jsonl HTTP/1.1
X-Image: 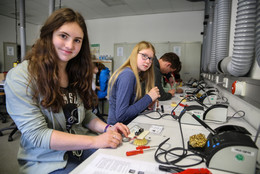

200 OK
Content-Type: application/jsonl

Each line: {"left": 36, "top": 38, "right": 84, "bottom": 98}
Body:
{"left": 61, "top": 87, "right": 78, "bottom": 130}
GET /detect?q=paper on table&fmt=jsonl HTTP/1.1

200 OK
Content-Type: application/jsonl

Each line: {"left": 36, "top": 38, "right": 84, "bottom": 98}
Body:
{"left": 77, "top": 153, "right": 167, "bottom": 174}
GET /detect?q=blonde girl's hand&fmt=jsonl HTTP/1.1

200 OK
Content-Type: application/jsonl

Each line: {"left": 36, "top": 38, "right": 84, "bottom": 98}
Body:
{"left": 148, "top": 100, "right": 155, "bottom": 110}
{"left": 147, "top": 87, "right": 160, "bottom": 101}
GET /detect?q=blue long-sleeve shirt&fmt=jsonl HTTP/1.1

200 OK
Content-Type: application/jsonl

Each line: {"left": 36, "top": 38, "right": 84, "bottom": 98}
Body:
{"left": 107, "top": 67, "right": 152, "bottom": 125}
{"left": 97, "top": 67, "right": 110, "bottom": 98}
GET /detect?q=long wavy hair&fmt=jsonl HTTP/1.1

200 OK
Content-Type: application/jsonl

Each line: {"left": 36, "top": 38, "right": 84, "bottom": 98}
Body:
{"left": 26, "top": 8, "right": 97, "bottom": 112}
{"left": 108, "top": 41, "right": 155, "bottom": 101}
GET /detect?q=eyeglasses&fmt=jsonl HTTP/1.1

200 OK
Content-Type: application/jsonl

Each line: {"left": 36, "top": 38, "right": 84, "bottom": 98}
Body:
{"left": 138, "top": 53, "right": 154, "bottom": 62}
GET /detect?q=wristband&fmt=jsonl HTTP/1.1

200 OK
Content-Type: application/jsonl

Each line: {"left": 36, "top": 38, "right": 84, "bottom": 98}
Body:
{"left": 104, "top": 124, "right": 112, "bottom": 132}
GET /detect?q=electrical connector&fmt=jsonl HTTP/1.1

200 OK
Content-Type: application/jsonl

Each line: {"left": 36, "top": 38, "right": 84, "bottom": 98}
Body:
{"left": 223, "top": 78, "right": 228, "bottom": 88}
{"left": 215, "top": 76, "right": 219, "bottom": 83}
{"left": 232, "top": 81, "right": 246, "bottom": 96}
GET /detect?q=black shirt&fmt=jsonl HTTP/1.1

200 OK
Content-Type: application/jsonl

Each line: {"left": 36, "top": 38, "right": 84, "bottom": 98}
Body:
{"left": 61, "top": 87, "right": 78, "bottom": 130}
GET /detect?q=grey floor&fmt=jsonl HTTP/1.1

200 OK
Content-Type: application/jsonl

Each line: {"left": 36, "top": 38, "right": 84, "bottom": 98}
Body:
{"left": 0, "top": 115, "right": 20, "bottom": 174}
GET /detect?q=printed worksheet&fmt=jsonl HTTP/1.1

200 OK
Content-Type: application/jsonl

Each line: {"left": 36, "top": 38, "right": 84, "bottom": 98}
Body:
{"left": 78, "top": 153, "right": 167, "bottom": 174}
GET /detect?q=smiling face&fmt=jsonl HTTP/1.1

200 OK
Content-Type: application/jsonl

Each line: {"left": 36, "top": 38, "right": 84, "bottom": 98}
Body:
{"left": 52, "top": 22, "right": 84, "bottom": 65}
{"left": 137, "top": 48, "right": 154, "bottom": 72}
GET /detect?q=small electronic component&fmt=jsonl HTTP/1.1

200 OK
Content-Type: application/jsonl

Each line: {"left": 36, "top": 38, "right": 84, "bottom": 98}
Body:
{"left": 128, "top": 125, "right": 149, "bottom": 140}
{"left": 135, "top": 128, "right": 144, "bottom": 136}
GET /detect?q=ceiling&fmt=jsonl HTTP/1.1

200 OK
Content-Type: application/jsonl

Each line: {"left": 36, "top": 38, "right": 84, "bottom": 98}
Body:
{"left": 0, "top": 0, "right": 205, "bottom": 25}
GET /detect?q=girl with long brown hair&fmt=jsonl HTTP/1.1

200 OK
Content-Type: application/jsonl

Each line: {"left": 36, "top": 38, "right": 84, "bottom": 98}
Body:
{"left": 5, "top": 8, "right": 129, "bottom": 174}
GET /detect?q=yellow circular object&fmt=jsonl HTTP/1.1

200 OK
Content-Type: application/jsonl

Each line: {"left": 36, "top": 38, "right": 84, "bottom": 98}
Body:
{"left": 133, "top": 138, "right": 148, "bottom": 146}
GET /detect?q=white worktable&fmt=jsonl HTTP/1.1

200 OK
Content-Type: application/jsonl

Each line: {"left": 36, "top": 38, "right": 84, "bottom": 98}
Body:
{"left": 70, "top": 92, "right": 259, "bottom": 174}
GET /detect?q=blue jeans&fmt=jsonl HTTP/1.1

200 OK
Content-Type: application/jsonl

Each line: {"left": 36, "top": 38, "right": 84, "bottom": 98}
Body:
{"left": 50, "top": 149, "right": 97, "bottom": 174}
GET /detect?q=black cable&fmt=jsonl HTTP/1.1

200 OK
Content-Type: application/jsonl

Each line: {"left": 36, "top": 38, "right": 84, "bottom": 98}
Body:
{"left": 170, "top": 97, "right": 188, "bottom": 118}
{"left": 219, "top": 96, "right": 228, "bottom": 103}
{"left": 194, "top": 97, "right": 209, "bottom": 109}
{"left": 154, "top": 135, "right": 205, "bottom": 168}
{"left": 140, "top": 98, "right": 189, "bottom": 121}
{"left": 142, "top": 110, "right": 172, "bottom": 120}
{"left": 154, "top": 113, "right": 205, "bottom": 168}
{"left": 227, "top": 110, "right": 245, "bottom": 121}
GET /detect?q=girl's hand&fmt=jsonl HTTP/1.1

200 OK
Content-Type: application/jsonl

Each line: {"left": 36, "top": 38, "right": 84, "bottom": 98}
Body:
{"left": 108, "top": 123, "right": 130, "bottom": 138}
{"left": 148, "top": 100, "right": 158, "bottom": 110}
{"left": 93, "top": 123, "right": 129, "bottom": 149}
{"left": 93, "top": 131, "right": 123, "bottom": 148}
{"left": 168, "top": 89, "right": 176, "bottom": 96}
{"left": 148, "top": 87, "right": 160, "bottom": 101}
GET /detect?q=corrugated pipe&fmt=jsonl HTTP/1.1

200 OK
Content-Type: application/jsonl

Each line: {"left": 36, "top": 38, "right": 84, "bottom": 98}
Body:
{"left": 219, "top": 0, "right": 257, "bottom": 76}
{"left": 20, "top": 0, "right": 26, "bottom": 61}
{"left": 208, "top": 0, "right": 231, "bottom": 73}
{"left": 202, "top": 0, "right": 215, "bottom": 72}
{"left": 208, "top": 0, "right": 218, "bottom": 73}
{"left": 256, "top": 0, "right": 260, "bottom": 66}
{"left": 215, "top": 0, "right": 231, "bottom": 70}
{"left": 201, "top": 0, "right": 209, "bottom": 72}
{"left": 49, "top": 0, "right": 55, "bottom": 16}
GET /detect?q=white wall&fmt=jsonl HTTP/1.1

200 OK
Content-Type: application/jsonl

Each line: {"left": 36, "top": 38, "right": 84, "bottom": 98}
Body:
{"left": 86, "top": 11, "right": 204, "bottom": 57}
{"left": 0, "top": 11, "right": 203, "bottom": 72}
{"left": 0, "top": 15, "right": 39, "bottom": 71}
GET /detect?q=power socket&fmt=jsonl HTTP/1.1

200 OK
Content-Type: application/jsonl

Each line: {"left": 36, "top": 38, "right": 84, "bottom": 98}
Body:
{"left": 223, "top": 78, "right": 228, "bottom": 88}
{"left": 215, "top": 76, "right": 219, "bottom": 83}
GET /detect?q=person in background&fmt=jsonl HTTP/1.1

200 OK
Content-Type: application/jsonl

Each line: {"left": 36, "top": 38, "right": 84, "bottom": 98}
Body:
{"left": 174, "top": 73, "right": 183, "bottom": 84}
{"left": 95, "top": 62, "right": 110, "bottom": 99}
{"left": 92, "top": 62, "right": 99, "bottom": 91}
{"left": 154, "top": 52, "right": 182, "bottom": 101}
{"left": 107, "top": 41, "right": 160, "bottom": 125}
{"left": 162, "top": 65, "right": 183, "bottom": 94}
{"left": 4, "top": 8, "right": 129, "bottom": 174}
